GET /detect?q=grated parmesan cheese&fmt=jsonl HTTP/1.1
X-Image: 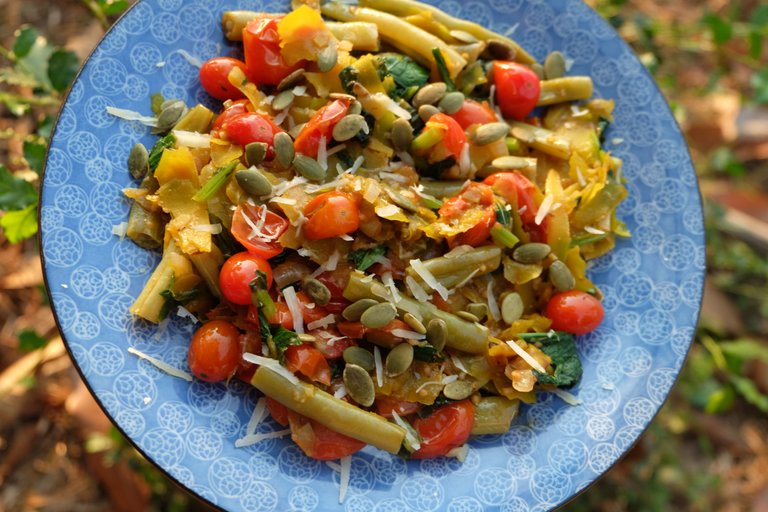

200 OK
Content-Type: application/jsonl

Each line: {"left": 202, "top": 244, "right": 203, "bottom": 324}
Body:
{"left": 459, "top": 142, "right": 471, "bottom": 174}
{"left": 246, "top": 397, "right": 268, "bottom": 435}
{"left": 381, "top": 272, "right": 402, "bottom": 304}
{"left": 334, "top": 384, "right": 348, "bottom": 400}
{"left": 105, "top": 106, "right": 157, "bottom": 126}
{"left": 409, "top": 259, "right": 449, "bottom": 301}
{"left": 390, "top": 329, "right": 426, "bottom": 340}
{"left": 173, "top": 130, "right": 211, "bottom": 148}
{"left": 307, "top": 314, "right": 336, "bottom": 331}
{"left": 111, "top": 222, "right": 128, "bottom": 239}
{"left": 505, "top": 340, "right": 548, "bottom": 374}
{"left": 191, "top": 223, "right": 222, "bottom": 234}
{"left": 176, "top": 49, "right": 202, "bottom": 68}
{"left": 338, "top": 455, "right": 352, "bottom": 504}
{"left": 450, "top": 354, "right": 469, "bottom": 374}
{"left": 176, "top": 306, "right": 198, "bottom": 323}
{"left": 339, "top": 234, "right": 354, "bottom": 241}
{"left": 243, "top": 352, "right": 300, "bottom": 385}
{"left": 282, "top": 286, "right": 304, "bottom": 334}
{"left": 373, "top": 346, "right": 383, "bottom": 387}
{"left": 391, "top": 411, "right": 421, "bottom": 451}
{"left": 317, "top": 134, "right": 328, "bottom": 171}
{"left": 127, "top": 347, "right": 193, "bottom": 381}
{"left": 405, "top": 275, "right": 430, "bottom": 303}
{"left": 486, "top": 280, "right": 501, "bottom": 322}
{"left": 234, "top": 429, "right": 291, "bottom": 448}
{"left": 535, "top": 194, "right": 555, "bottom": 226}
{"left": 446, "top": 444, "right": 469, "bottom": 462}
{"left": 552, "top": 388, "right": 582, "bottom": 405}
{"left": 269, "top": 197, "right": 297, "bottom": 206}
{"left": 584, "top": 226, "right": 606, "bottom": 235}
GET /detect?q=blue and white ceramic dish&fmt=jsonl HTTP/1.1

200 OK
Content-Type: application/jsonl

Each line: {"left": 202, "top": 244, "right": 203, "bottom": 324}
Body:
{"left": 40, "top": 0, "right": 705, "bottom": 510}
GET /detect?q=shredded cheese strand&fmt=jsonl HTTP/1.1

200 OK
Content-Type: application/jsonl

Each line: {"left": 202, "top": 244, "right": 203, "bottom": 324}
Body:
{"left": 242, "top": 352, "right": 300, "bottom": 384}
{"left": 127, "top": 347, "right": 193, "bottom": 381}
{"left": 505, "top": 340, "right": 548, "bottom": 374}
{"left": 282, "top": 286, "right": 304, "bottom": 334}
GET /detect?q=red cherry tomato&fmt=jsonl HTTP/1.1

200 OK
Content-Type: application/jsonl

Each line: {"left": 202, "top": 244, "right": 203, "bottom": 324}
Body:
{"left": 492, "top": 61, "right": 540, "bottom": 120}
{"left": 188, "top": 320, "right": 242, "bottom": 382}
{"left": 284, "top": 344, "right": 332, "bottom": 385}
{"left": 270, "top": 291, "right": 330, "bottom": 329}
{"left": 219, "top": 252, "right": 273, "bottom": 306}
{"left": 483, "top": 172, "right": 539, "bottom": 226}
{"left": 311, "top": 331, "right": 355, "bottom": 359}
{"left": 545, "top": 290, "right": 604, "bottom": 335}
{"left": 221, "top": 112, "right": 283, "bottom": 157}
{"left": 293, "top": 99, "right": 350, "bottom": 158}
{"left": 453, "top": 206, "right": 496, "bottom": 247}
{"left": 199, "top": 57, "right": 248, "bottom": 101}
{"left": 425, "top": 113, "right": 467, "bottom": 161}
{"left": 287, "top": 412, "right": 365, "bottom": 460}
{"left": 212, "top": 99, "right": 250, "bottom": 134}
{"left": 375, "top": 396, "right": 422, "bottom": 418}
{"left": 243, "top": 15, "right": 304, "bottom": 86}
{"left": 303, "top": 191, "right": 360, "bottom": 240}
{"left": 438, "top": 182, "right": 495, "bottom": 248}
{"left": 266, "top": 396, "right": 290, "bottom": 426}
{"left": 412, "top": 400, "right": 475, "bottom": 459}
{"left": 449, "top": 99, "right": 497, "bottom": 129}
{"left": 230, "top": 203, "right": 289, "bottom": 259}
{"left": 235, "top": 330, "right": 263, "bottom": 383}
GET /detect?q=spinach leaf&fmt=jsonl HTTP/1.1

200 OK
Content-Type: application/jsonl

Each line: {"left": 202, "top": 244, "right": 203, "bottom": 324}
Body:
{"left": 348, "top": 245, "right": 387, "bottom": 271}
{"left": 521, "top": 332, "right": 583, "bottom": 388}
{"left": 272, "top": 327, "right": 302, "bottom": 363}
{"left": 376, "top": 53, "right": 429, "bottom": 98}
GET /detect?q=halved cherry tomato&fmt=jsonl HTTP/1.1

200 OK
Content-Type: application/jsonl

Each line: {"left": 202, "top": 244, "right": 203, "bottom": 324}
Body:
{"left": 412, "top": 400, "right": 475, "bottom": 459}
{"left": 449, "top": 99, "right": 497, "bottom": 129}
{"left": 492, "top": 61, "right": 540, "bottom": 120}
{"left": 221, "top": 112, "right": 283, "bottom": 157}
{"left": 293, "top": 99, "right": 350, "bottom": 158}
{"left": 438, "top": 182, "right": 495, "bottom": 248}
{"left": 483, "top": 172, "right": 538, "bottom": 226}
{"left": 199, "top": 57, "right": 248, "bottom": 101}
{"left": 303, "top": 191, "right": 360, "bottom": 240}
{"left": 235, "top": 330, "right": 263, "bottom": 383}
{"left": 311, "top": 332, "right": 355, "bottom": 359}
{"left": 314, "top": 269, "right": 352, "bottom": 314}
{"left": 285, "top": 344, "right": 331, "bottom": 385}
{"left": 454, "top": 206, "right": 496, "bottom": 247}
{"left": 337, "top": 321, "right": 367, "bottom": 339}
{"left": 336, "top": 319, "right": 412, "bottom": 347}
{"left": 230, "top": 203, "right": 289, "bottom": 259}
{"left": 266, "top": 396, "right": 290, "bottom": 426}
{"left": 188, "top": 320, "right": 241, "bottom": 382}
{"left": 212, "top": 99, "right": 250, "bottom": 134}
{"left": 545, "top": 290, "right": 604, "bottom": 335}
{"left": 375, "top": 396, "right": 422, "bottom": 418}
{"left": 243, "top": 15, "right": 304, "bottom": 86}
{"left": 219, "top": 252, "right": 273, "bottom": 306}
{"left": 270, "top": 291, "right": 330, "bottom": 328}
{"left": 426, "top": 113, "right": 467, "bottom": 161}
{"left": 287, "top": 411, "right": 365, "bottom": 460}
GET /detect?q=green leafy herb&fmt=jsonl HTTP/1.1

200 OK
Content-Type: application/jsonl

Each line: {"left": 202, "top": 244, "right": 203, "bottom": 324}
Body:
{"left": 18, "top": 329, "right": 48, "bottom": 352}
{"left": 376, "top": 53, "right": 429, "bottom": 99}
{"left": 250, "top": 270, "right": 277, "bottom": 321}
{"left": 431, "top": 48, "right": 455, "bottom": 91}
{"left": 520, "top": 331, "right": 583, "bottom": 388}
{"left": 159, "top": 287, "right": 200, "bottom": 320}
{"left": 192, "top": 161, "right": 237, "bottom": 201}
{"left": 147, "top": 133, "right": 176, "bottom": 171}
{"left": 348, "top": 245, "right": 387, "bottom": 271}
{"left": 413, "top": 344, "right": 445, "bottom": 363}
{"left": 339, "top": 66, "right": 359, "bottom": 94}
{"left": 494, "top": 202, "right": 511, "bottom": 226}
{"left": 0, "top": 165, "right": 37, "bottom": 211}
{"left": 211, "top": 214, "right": 244, "bottom": 258}
{"left": 272, "top": 327, "right": 303, "bottom": 363}
{"left": 416, "top": 394, "right": 453, "bottom": 418}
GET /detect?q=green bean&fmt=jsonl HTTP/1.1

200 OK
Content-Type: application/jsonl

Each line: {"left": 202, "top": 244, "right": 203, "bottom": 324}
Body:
{"left": 251, "top": 366, "right": 405, "bottom": 454}
{"left": 130, "top": 240, "right": 180, "bottom": 323}
{"left": 126, "top": 202, "right": 163, "bottom": 250}
{"left": 508, "top": 121, "right": 571, "bottom": 160}
{"left": 536, "top": 77, "right": 594, "bottom": 107}
{"left": 343, "top": 272, "right": 489, "bottom": 354}
{"left": 173, "top": 104, "right": 214, "bottom": 133}
{"left": 471, "top": 396, "right": 520, "bottom": 435}
{"left": 418, "top": 180, "right": 464, "bottom": 199}
{"left": 188, "top": 243, "right": 224, "bottom": 299}
{"left": 405, "top": 245, "right": 501, "bottom": 289}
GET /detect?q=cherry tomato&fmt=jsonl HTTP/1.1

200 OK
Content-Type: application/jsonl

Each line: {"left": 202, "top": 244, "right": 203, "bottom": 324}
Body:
{"left": 438, "top": 182, "right": 495, "bottom": 248}
{"left": 303, "top": 191, "right": 360, "bottom": 240}
{"left": 212, "top": 99, "right": 250, "bottom": 134}
{"left": 235, "top": 330, "right": 262, "bottom": 383}
{"left": 199, "top": 57, "right": 248, "bottom": 101}
{"left": 425, "top": 113, "right": 467, "bottom": 161}
{"left": 293, "top": 99, "right": 350, "bottom": 158}
{"left": 284, "top": 344, "right": 332, "bottom": 385}
{"left": 449, "top": 99, "right": 497, "bottom": 129}
{"left": 271, "top": 291, "right": 331, "bottom": 328}
{"left": 219, "top": 252, "right": 273, "bottom": 306}
{"left": 545, "top": 290, "right": 604, "bottom": 335}
{"left": 337, "top": 321, "right": 367, "bottom": 339}
{"left": 243, "top": 15, "right": 304, "bottom": 86}
{"left": 266, "top": 396, "right": 290, "bottom": 426}
{"left": 483, "top": 172, "right": 538, "bottom": 226}
{"left": 314, "top": 269, "right": 352, "bottom": 314}
{"left": 188, "top": 320, "right": 242, "bottom": 382}
{"left": 412, "top": 400, "right": 475, "bottom": 459}
{"left": 230, "top": 203, "right": 289, "bottom": 259}
{"left": 492, "top": 61, "right": 540, "bottom": 120}
{"left": 311, "top": 332, "right": 355, "bottom": 359}
{"left": 221, "top": 112, "right": 283, "bottom": 156}
{"left": 453, "top": 206, "right": 496, "bottom": 247}
{"left": 287, "top": 412, "right": 365, "bottom": 460}
{"left": 375, "top": 396, "right": 422, "bottom": 418}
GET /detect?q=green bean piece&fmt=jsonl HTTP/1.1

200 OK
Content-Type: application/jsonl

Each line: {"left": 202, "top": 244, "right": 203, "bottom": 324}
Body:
{"left": 418, "top": 180, "right": 464, "bottom": 199}
{"left": 173, "top": 104, "right": 215, "bottom": 133}
{"left": 192, "top": 161, "right": 238, "bottom": 202}
{"left": 343, "top": 272, "right": 489, "bottom": 354}
{"left": 405, "top": 245, "right": 502, "bottom": 289}
{"left": 536, "top": 77, "right": 594, "bottom": 107}
{"left": 188, "top": 243, "right": 224, "bottom": 299}
{"left": 130, "top": 240, "right": 180, "bottom": 323}
{"left": 251, "top": 366, "right": 406, "bottom": 454}
{"left": 508, "top": 121, "right": 571, "bottom": 160}
{"left": 126, "top": 202, "right": 163, "bottom": 250}
{"left": 471, "top": 396, "right": 520, "bottom": 435}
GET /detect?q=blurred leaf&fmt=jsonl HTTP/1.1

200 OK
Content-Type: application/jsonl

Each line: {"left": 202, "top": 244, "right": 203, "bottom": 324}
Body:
{"left": 710, "top": 147, "right": 745, "bottom": 176}
{"left": 0, "top": 67, "right": 40, "bottom": 88}
{"left": 85, "top": 432, "right": 115, "bottom": 453}
{"left": 752, "top": 68, "right": 768, "bottom": 104}
{"left": 702, "top": 12, "right": 733, "bottom": 46}
{"left": 748, "top": 31, "right": 763, "bottom": 61}
{"left": 704, "top": 385, "right": 735, "bottom": 414}
{"left": 720, "top": 339, "right": 768, "bottom": 364}
{"left": 47, "top": 49, "right": 79, "bottom": 92}
{"left": 37, "top": 115, "right": 55, "bottom": 140}
{"left": 23, "top": 140, "right": 46, "bottom": 174}
{"left": 750, "top": 5, "right": 768, "bottom": 27}
{"left": 16, "top": 34, "right": 53, "bottom": 90}
{"left": 17, "top": 329, "right": 48, "bottom": 351}
{"left": 99, "top": 0, "right": 129, "bottom": 16}
{"left": 13, "top": 26, "right": 39, "bottom": 58}
{"left": 729, "top": 375, "right": 768, "bottom": 412}
{"left": 0, "top": 165, "right": 37, "bottom": 210}
{"left": 1, "top": 203, "right": 38, "bottom": 243}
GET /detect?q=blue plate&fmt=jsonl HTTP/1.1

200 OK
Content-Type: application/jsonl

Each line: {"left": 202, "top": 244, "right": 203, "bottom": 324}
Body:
{"left": 40, "top": 0, "right": 705, "bottom": 510}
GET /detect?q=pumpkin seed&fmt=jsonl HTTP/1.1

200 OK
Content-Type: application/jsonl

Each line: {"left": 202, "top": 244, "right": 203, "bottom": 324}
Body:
{"left": 272, "top": 90, "right": 295, "bottom": 111}
{"left": 160, "top": 98, "right": 182, "bottom": 111}
{"left": 317, "top": 43, "right": 338, "bottom": 72}
{"left": 274, "top": 132, "right": 295, "bottom": 168}
{"left": 418, "top": 104, "right": 440, "bottom": 122}
{"left": 472, "top": 122, "right": 510, "bottom": 145}
{"left": 235, "top": 167, "right": 272, "bottom": 197}
{"left": 128, "top": 143, "right": 149, "bottom": 180}
{"left": 152, "top": 100, "right": 185, "bottom": 134}
{"left": 386, "top": 189, "right": 420, "bottom": 213}
{"left": 360, "top": 302, "right": 397, "bottom": 329}
{"left": 288, "top": 122, "right": 306, "bottom": 139}
{"left": 438, "top": 91, "right": 465, "bottom": 114}
{"left": 531, "top": 62, "right": 545, "bottom": 80}
{"left": 426, "top": 318, "right": 447, "bottom": 351}
{"left": 443, "top": 380, "right": 474, "bottom": 400}
{"left": 402, "top": 312, "right": 426, "bottom": 334}
{"left": 343, "top": 346, "right": 375, "bottom": 371}
{"left": 332, "top": 114, "right": 366, "bottom": 142}
{"left": 385, "top": 343, "right": 414, "bottom": 377}
{"left": 492, "top": 155, "right": 537, "bottom": 170}
{"left": 347, "top": 100, "right": 363, "bottom": 116}
{"left": 513, "top": 242, "right": 551, "bottom": 263}
{"left": 244, "top": 142, "right": 268, "bottom": 167}
{"left": 302, "top": 278, "right": 331, "bottom": 306}
{"left": 457, "top": 311, "right": 480, "bottom": 323}
{"left": 412, "top": 82, "right": 447, "bottom": 107}
{"left": 390, "top": 118, "right": 413, "bottom": 152}
{"left": 276, "top": 68, "right": 305, "bottom": 91}
{"left": 449, "top": 29, "right": 478, "bottom": 43}
{"left": 549, "top": 260, "right": 575, "bottom": 291}
{"left": 467, "top": 303, "right": 488, "bottom": 322}
{"left": 292, "top": 154, "right": 326, "bottom": 181}
{"left": 543, "top": 51, "right": 566, "bottom": 80}
{"left": 343, "top": 364, "right": 375, "bottom": 406}
{"left": 342, "top": 298, "right": 378, "bottom": 321}
{"left": 501, "top": 292, "right": 524, "bottom": 325}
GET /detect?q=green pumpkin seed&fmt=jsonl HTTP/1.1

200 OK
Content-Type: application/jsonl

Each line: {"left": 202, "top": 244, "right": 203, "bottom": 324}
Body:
{"left": 549, "top": 260, "right": 575, "bottom": 291}
{"left": 443, "top": 380, "right": 474, "bottom": 400}
{"left": 449, "top": 29, "right": 478, "bottom": 43}
{"left": 273, "top": 132, "right": 295, "bottom": 168}
{"left": 292, "top": 154, "right": 326, "bottom": 181}
{"left": 302, "top": 278, "right": 331, "bottom": 306}
{"left": 244, "top": 142, "right": 268, "bottom": 167}
{"left": 288, "top": 122, "right": 306, "bottom": 139}
{"left": 343, "top": 364, "right": 375, "bottom": 406}
{"left": 467, "top": 303, "right": 489, "bottom": 322}
{"left": 160, "top": 98, "right": 182, "bottom": 111}
{"left": 317, "top": 43, "right": 338, "bottom": 72}
{"left": 457, "top": 311, "right": 480, "bottom": 323}
{"left": 513, "top": 242, "right": 551, "bottom": 263}
{"left": 128, "top": 143, "right": 149, "bottom": 180}
{"left": 412, "top": 82, "right": 447, "bottom": 107}
{"left": 272, "top": 90, "right": 295, "bottom": 111}
{"left": 438, "top": 91, "right": 465, "bottom": 114}
{"left": 152, "top": 101, "right": 186, "bottom": 134}
{"left": 386, "top": 189, "right": 420, "bottom": 213}
{"left": 332, "top": 114, "right": 366, "bottom": 142}
{"left": 235, "top": 167, "right": 272, "bottom": 197}
{"left": 531, "top": 62, "right": 545, "bottom": 80}
{"left": 543, "top": 51, "right": 566, "bottom": 80}
{"left": 418, "top": 104, "right": 441, "bottom": 122}
{"left": 342, "top": 298, "right": 378, "bottom": 321}
{"left": 385, "top": 343, "right": 414, "bottom": 377}
{"left": 391, "top": 118, "right": 414, "bottom": 152}
{"left": 402, "top": 312, "right": 426, "bottom": 334}
{"left": 426, "top": 318, "right": 447, "bottom": 351}
{"left": 360, "top": 302, "right": 397, "bottom": 329}
{"left": 276, "top": 68, "right": 305, "bottom": 91}
{"left": 472, "top": 122, "right": 510, "bottom": 145}
{"left": 492, "top": 155, "right": 537, "bottom": 170}
{"left": 343, "top": 346, "right": 375, "bottom": 371}
{"left": 501, "top": 292, "right": 524, "bottom": 325}
{"left": 347, "top": 100, "right": 363, "bottom": 116}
